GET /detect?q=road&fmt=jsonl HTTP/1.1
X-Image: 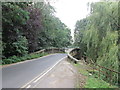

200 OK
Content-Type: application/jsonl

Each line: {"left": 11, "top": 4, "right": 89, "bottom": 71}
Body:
{"left": 2, "top": 53, "right": 67, "bottom": 88}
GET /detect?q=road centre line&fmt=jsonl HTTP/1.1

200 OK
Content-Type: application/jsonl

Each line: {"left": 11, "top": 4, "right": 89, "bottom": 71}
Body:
{"left": 32, "top": 56, "right": 67, "bottom": 88}
{"left": 21, "top": 56, "right": 67, "bottom": 88}
{"left": 33, "top": 56, "right": 67, "bottom": 83}
{"left": 26, "top": 85, "right": 31, "bottom": 88}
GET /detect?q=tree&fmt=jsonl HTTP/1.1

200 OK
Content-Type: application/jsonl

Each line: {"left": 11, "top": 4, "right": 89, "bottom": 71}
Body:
{"left": 23, "top": 6, "right": 42, "bottom": 52}
{"left": 2, "top": 2, "right": 30, "bottom": 57}
{"left": 2, "top": 1, "right": 72, "bottom": 58}
{"left": 74, "top": 1, "right": 119, "bottom": 85}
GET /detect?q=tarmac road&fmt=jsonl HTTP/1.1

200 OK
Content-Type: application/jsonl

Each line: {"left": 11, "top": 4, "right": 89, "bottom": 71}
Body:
{"left": 2, "top": 53, "right": 67, "bottom": 88}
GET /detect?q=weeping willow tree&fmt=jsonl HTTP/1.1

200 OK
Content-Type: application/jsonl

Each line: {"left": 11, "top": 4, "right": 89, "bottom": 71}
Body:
{"left": 74, "top": 1, "right": 119, "bottom": 86}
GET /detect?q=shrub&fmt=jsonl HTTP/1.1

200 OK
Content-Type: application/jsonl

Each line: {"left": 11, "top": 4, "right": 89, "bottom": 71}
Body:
{"left": 12, "top": 36, "right": 28, "bottom": 56}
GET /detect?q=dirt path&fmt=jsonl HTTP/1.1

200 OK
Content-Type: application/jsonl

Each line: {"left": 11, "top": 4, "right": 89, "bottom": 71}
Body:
{"left": 33, "top": 60, "right": 77, "bottom": 88}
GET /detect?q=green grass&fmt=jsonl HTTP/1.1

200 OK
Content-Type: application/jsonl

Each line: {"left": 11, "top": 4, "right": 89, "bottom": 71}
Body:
{"left": 74, "top": 63, "right": 118, "bottom": 88}
{"left": 84, "top": 76, "right": 114, "bottom": 88}
{"left": 74, "top": 63, "right": 90, "bottom": 76}
{"left": 2, "top": 52, "right": 48, "bottom": 65}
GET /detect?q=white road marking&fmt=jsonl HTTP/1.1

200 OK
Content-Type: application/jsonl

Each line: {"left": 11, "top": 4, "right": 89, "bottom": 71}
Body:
{"left": 2, "top": 53, "right": 56, "bottom": 68}
{"left": 21, "top": 55, "right": 67, "bottom": 88}
{"left": 32, "top": 56, "right": 67, "bottom": 88}
{"left": 33, "top": 56, "right": 67, "bottom": 83}
{"left": 21, "top": 68, "right": 48, "bottom": 88}
{"left": 26, "top": 85, "right": 31, "bottom": 88}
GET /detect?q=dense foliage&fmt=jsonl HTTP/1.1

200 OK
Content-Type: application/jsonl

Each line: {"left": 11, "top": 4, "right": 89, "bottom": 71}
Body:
{"left": 74, "top": 2, "right": 119, "bottom": 86}
{"left": 2, "top": 2, "right": 72, "bottom": 63}
{"left": 34, "top": 2, "right": 71, "bottom": 48}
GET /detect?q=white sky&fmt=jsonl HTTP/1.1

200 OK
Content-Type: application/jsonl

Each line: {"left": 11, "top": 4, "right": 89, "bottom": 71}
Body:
{"left": 50, "top": 0, "right": 100, "bottom": 39}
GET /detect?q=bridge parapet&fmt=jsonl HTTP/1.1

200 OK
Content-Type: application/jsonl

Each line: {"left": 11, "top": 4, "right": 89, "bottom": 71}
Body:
{"left": 67, "top": 48, "right": 82, "bottom": 64}
{"left": 33, "top": 48, "right": 65, "bottom": 54}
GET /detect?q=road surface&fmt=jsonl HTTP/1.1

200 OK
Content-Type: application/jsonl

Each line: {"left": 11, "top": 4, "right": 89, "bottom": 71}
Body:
{"left": 2, "top": 53, "right": 67, "bottom": 88}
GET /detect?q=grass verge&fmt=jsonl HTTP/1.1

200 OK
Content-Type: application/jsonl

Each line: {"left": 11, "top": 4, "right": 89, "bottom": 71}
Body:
{"left": 74, "top": 63, "right": 118, "bottom": 88}
{"left": 84, "top": 76, "right": 116, "bottom": 88}
{"left": 2, "top": 52, "right": 48, "bottom": 65}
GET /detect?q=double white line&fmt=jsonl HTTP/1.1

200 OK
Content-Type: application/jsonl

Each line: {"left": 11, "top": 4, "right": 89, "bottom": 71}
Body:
{"left": 21, "top": 56, "right": 67, "bottom": 88}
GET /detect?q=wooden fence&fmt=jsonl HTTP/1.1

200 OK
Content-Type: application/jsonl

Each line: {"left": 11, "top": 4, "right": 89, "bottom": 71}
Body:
{"left": 85, "top": 58, "right": 120, "bottom": 87}
{"left": 68, "top": 48, "right": 120, "bottom": 87}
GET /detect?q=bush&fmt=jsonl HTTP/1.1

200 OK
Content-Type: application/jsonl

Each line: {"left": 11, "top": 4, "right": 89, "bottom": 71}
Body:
{"left": 12, "top": 36, "right": 28, "bottom": 56}
{"left": 2, "top": 59, "right": 12, "bottom": 64}
{"left": 10, "top": 55, "right": 21, "bottom": 63}
{"left": 2, "top": 52, "right": 48, "bottom": 65}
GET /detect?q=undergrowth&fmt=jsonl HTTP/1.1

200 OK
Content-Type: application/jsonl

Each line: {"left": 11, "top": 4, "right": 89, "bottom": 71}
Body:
{"left": 2, "top": 52, "right": 48, "bottom": 65}
{"left": 74, "top": 63, "right": 118, "bottom": 88}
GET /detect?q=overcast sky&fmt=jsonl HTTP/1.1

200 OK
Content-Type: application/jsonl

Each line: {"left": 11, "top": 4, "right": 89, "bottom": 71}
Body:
{"left": 50, "top": 0, "right": 100, "bottom": 38}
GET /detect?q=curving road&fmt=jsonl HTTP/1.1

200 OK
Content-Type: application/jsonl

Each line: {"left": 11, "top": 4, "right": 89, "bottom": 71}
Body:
{"left": 2, "top": 53, "right": 67, "bottom": 88}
